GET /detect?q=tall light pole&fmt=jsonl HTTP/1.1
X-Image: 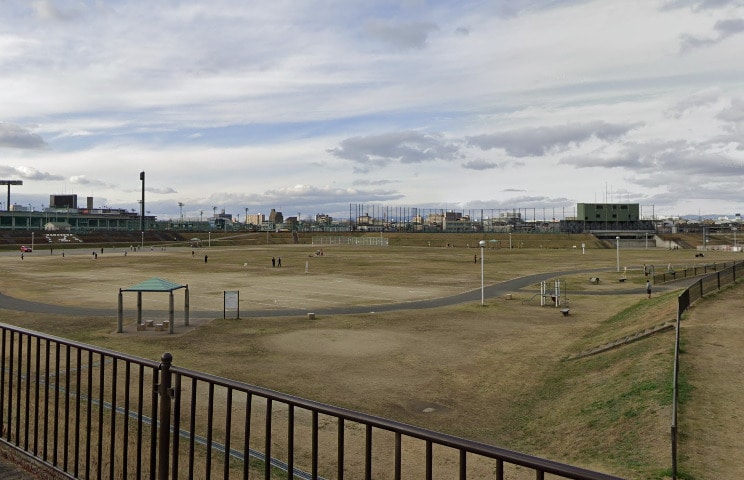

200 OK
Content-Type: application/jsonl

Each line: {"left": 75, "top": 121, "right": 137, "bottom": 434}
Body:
{"left": 479, "top": 240, "right": 486, "bottom": 305}
{"left": 733, "top": 226, "right": 737, "bottom": 251}
{"left": 245, "top": 207, "right": 249, "bottom": 225}
{"left": 616, "top": 236, "right": 621, "bottom": 272}
{"left": 139, "top": 172, "right": 145, "bottom": 233}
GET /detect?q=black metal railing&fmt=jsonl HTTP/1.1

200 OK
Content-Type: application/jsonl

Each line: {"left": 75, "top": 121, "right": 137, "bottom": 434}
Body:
{"left": 670, "top": 260, "right": 743, "bottom": 480}
{"left": 652, "top": 260, "right": 743, "bottom": 284}
{"left": 1, "top": 323, "right": 623, "bottom": 479}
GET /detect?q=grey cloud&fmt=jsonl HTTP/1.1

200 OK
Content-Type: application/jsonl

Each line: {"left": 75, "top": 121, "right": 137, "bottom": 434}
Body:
{"left": 69, "top": 175, "right": 115, "bottom": 187}
{"left": 667, "top": 89, "right": 721, "bottom": 118}
{"left": 353, "top": 179, "right": 397, "bottom": 186}
{"left": 364, "top": 20, "right": 439, "bottom": 50}
{"left": 559, "top": 152, "right": 644, "bottom": 169}
{"left": 465, "top": 195, "right": 575, "bottom": 211}
{"left": 0, "top": 165, "right": 64, "bottom": 181}
{"left": 680, "top": 17, "right": 744, "bottom": 52}
{"left": 462, "top": 159, "right": 498, "bottom": 170}
{"left": 662, "top": 0, "right": 743, "bottom": 11}
{"left": 717, "top": 98, "right": 744, "bottom": 122}
{"left": 562, "top": 139, "right": 744, "bottom": 182}
{"left": 467, "top": 121, "right": 639, "bottom": 157}
{"left": 147, "top": 186, "right": 178, "bottom": 194}
{"left": 33, "top": 0, "right": 81, "bottom": 22}
{"left": 715, "top": 18, "right": 744, "bottom": 37}
{"left": 329, "top": 131, "right": 460, "bottom": 173}
{"left": 0, "top": 124, "right": 48, "bottom": 149}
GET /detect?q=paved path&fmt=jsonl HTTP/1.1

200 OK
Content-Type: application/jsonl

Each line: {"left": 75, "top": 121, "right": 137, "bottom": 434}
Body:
{"left": 0, "top": 268, "right": 679, "bottom": 319}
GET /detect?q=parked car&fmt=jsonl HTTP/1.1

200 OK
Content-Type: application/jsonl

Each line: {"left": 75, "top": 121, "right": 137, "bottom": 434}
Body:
{"left": 20, "top": 246, "right": 32, "bottom": 252}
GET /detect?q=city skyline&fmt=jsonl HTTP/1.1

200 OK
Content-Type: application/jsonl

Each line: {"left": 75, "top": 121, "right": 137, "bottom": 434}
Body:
{"left": 1, "top": 1, "right": 744, "bottom": 220}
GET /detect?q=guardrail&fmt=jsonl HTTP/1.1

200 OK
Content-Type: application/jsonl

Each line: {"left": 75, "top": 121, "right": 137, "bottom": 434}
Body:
{"left": 1, "top": 323, "right": 623, "bottom": 479}
{"left": 670, "top": 260, "right": 744, "bottom": 479}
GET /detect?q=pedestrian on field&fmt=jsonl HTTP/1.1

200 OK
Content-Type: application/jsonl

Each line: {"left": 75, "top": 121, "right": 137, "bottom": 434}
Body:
{"left": 278, "top": 257, "right": 282, "bottom": 267}
{"left": 204, "top": 255, "right": 208, "bottom": 263}
{"left": 646, "top": 280, "right": 652, "bottom": 299}
{"left": 272, "top": 256, "right": 276, "bottom": 267}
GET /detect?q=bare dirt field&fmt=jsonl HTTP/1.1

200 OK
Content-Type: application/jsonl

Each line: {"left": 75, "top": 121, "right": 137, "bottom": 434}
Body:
{"left": 0, "top": 240, "right": 740, "bottom": 478}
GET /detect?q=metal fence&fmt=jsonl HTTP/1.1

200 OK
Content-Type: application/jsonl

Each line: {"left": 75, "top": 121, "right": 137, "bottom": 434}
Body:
{"left": 652, "top": 260, "right": 740, "bottom": 284}
{"left": 1, "top": 323, "right": 623, "bottom": 479}
{"left": 670, "top": 260, "right": 744, "bottom": 480}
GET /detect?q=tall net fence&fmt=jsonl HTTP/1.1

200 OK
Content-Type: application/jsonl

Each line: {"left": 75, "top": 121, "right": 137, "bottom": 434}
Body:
{"left": 311, "top": 236, "right": 388, "bottom": 246}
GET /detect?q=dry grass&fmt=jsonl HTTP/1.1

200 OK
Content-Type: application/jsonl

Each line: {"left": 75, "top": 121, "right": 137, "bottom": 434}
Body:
{"left": 0, "top": 237, "right": 738, "bottom": 478}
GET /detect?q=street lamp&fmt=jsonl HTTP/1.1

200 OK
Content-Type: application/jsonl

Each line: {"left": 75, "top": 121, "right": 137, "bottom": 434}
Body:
{"left": 733, "top": 227, "right": 737, "bottom": 251}
{"left": 479, "top": 240, "right": 486, "bottom": 306}
{"left": 616, "top": 236, "right": 621, "bottom": 272}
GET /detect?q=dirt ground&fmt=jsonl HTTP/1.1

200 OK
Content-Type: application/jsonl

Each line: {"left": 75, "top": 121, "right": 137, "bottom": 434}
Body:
{"left": 0, "top": 243, "right": 739, "bottom": 478}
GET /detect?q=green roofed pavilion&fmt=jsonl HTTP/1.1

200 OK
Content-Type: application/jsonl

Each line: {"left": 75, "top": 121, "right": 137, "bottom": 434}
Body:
{"left": 118, "top": 278, "right": 189, "bottom": 334}
{"left": 123, "top": 277, "right": 186, "bottom": 293}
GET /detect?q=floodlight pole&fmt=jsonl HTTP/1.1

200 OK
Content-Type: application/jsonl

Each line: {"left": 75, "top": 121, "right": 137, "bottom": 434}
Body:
{"left": 479, "top": 240, "right": 486, "bottom": 306}
{"left": 733, "top": 227, "right": 737, "bottom": 251}
{"left": 140, "top": 171, "right": 145, "bottom": 248}
{"left": 616, "top": 236, "right": 621, "bottom": 272}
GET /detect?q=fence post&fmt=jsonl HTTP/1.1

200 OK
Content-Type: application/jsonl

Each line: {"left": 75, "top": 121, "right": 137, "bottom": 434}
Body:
{"left": 158, "top": 353, "right": 174, "bottom": 480}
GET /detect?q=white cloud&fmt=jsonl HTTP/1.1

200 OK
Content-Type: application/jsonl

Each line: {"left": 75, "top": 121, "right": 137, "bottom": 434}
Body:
{"left": 1, "top": 0, "right": 744, "bottom": 218}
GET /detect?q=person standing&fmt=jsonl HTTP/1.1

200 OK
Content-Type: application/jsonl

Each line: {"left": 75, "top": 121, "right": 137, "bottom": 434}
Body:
{"left": 272, "top": 256, "right": 276, "bottom": 267}
{"left": 646, "top": 280, "right": 652, "bottom": 299}
{"left": 278, "top": 257, "right": 282, "bottom": 267}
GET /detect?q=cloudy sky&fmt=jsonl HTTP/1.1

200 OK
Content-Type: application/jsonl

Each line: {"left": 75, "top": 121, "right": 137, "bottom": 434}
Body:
{"left": 2, "top": 0, "right": 744, "bottom": 221}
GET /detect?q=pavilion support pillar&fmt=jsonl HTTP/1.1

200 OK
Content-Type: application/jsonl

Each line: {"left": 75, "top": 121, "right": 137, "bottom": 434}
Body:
{"left": 184, "top": 286, "right": 190, "bottom": 326}
{"left": 137, "top": 291, "right": 143, "bottom": 325}
{"left": 168, "top": 291, "right": 174, "bottom": 334}
{"left": 117, "top": 289, "right": 123, "bottom": 333}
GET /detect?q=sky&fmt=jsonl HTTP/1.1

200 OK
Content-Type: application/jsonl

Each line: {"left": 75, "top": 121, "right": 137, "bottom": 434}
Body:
{"left": 1, "top": 0, "right": 744, "bottom": 222}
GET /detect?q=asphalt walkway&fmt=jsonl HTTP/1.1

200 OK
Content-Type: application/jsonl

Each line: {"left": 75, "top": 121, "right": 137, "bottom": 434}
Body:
{"left": 0, "top": 268, "right": 667, "bottom": 319}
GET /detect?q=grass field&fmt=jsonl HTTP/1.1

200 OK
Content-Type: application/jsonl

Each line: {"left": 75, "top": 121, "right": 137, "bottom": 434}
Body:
{"left": 0, "top": 233, "right": 740, "bottom": 479}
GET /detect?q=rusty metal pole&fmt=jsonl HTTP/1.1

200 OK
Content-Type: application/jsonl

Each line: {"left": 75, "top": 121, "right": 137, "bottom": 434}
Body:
{"left": 157, "top": 353, "right": 173, "bottom": 480}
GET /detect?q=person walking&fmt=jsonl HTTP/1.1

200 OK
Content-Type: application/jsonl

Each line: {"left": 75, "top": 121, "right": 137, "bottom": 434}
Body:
{"left": 646, "top": 280, "right": 652, "bottom": 299}
{"left": 272, "top": 256, "right": 276, "bottom": 267}
{"left": 278, "top": 257, "right": 282, "bottom": 267}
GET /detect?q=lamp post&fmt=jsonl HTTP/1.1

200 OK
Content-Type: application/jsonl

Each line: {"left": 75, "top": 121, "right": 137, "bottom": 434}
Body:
{"left": 733, "top": 227, "right": 737, "bottom": 251}
{"left": 479, "top": 240, "right": 486, "bottom": 306}
{"left": 616, "top": 236, "right": 621, "bottom": 272}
